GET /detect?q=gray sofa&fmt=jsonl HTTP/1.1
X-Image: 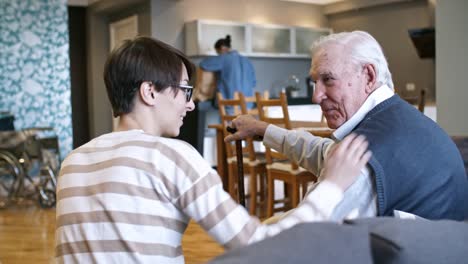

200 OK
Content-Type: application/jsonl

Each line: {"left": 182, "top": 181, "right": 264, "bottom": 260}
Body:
{"left": 209, "top": 217, "right": 468, "bottom": 264}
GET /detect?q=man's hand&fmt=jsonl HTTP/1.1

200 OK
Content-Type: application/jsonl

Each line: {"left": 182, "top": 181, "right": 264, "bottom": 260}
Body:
{"left": 321, "top": 133, "right": 372, "bottom": 191}
{"left": 224, "top": 115, "right": 269, "bottom": 142}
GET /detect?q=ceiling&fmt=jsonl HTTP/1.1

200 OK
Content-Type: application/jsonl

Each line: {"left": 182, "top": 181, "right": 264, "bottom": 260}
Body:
{"left": 280, "top": 0, "right": 346, "bottom": 5}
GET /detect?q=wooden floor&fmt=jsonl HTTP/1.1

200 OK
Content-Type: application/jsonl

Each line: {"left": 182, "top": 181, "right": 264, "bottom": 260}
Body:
{"left": 0, "top": 205, "right": 224, "bottom": 264}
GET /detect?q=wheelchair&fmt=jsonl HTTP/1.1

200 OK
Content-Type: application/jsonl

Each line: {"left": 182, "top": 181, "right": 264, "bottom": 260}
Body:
{"left": 0, "top": 113, "right": 58, "bottom": 208}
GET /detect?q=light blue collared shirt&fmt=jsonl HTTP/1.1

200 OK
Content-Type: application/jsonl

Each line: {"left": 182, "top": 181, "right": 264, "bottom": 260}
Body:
{"left": 333, "top": 85, "right": 395, "bottom": 140}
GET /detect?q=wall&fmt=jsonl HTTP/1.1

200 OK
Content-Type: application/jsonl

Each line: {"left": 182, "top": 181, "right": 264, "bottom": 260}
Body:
{"left": 0, "top": 0, "right": 72, "bottom": 158}
{"left": 68, "top": 6, "right": 90, "bottom": 148}
{"left": 151, "top": 0, "right": 328, "bottom": 95}
{"left": 436, "top": 0, "right": 468, "bottom": 135}
{"left": 327, "top": 0, "right": 435, "bottom": 101}
{"left": 108, "top": 1, "right": 152, "bottom": 35}
{"left": 151, "top": 0, "right": 327, "bottom": 50}
{"left": 190, "top": 57, "right": 313, "bottom": 98}
{"left": 86, "top": 0, "right": 150, "bottom": 137}
{"left": 86, "top": 9, "right": 111, "bottom": 138}
{"left": 84, "top": 0, "right": 325, "bottom": 137}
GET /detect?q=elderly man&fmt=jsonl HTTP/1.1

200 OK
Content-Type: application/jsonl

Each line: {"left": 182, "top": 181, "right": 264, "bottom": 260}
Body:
{"left": 226, "top": 31, "right": 468, "bottom": 220}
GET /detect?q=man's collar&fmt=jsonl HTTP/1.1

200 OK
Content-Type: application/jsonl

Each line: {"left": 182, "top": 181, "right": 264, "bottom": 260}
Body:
{"left": 332, "top": 85, "right": 394, "bottom": 141}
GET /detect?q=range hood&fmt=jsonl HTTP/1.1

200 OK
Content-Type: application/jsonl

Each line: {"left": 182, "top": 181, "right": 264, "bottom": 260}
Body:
{"left": 408, "top": 27, "right": 435, "bottom": 59}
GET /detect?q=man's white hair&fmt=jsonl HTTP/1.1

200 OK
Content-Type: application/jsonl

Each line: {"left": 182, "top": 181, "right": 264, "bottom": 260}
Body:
{"left": 311, "top": 31, "right": 394, "bottom": 90}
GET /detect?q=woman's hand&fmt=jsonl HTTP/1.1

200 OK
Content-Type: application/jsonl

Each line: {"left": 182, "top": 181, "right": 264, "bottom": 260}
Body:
{"left": 321, "top": 133, "right": 372, "bottom": 191}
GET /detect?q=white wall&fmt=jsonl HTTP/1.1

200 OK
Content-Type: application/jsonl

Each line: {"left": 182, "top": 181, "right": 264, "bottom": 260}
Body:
{"left": 327, "top": 0, "right": 435, "bottom": 101}
{"left": 436, "top": 0, "right": 468, "bottom": 136}
{"left": 150, "top": 0, "right": 328, "bottom": 96}
{"left": 151, "top": 0, "right": 328, "bottom": 51}
{"left": 86, "top": 0, "right": 150, "bottom": 137}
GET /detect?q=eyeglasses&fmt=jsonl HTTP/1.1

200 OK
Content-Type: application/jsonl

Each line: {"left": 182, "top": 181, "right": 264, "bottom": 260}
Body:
{"left": 175, "top": 84, "right": 193, "bottom": 102}
{"left": 145, "top": 81, "right": 194, "bottom": 102}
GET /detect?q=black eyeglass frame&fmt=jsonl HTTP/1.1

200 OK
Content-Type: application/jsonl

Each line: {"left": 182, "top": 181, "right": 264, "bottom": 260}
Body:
{"left": 175, "top": 84, "right": 194, "bottom": 102}
{"left": 144, "top": 81, "right": 194, "bottom": 102}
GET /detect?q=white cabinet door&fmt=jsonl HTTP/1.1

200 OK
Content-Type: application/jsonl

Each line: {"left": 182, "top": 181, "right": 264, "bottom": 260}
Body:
{"left": 185, "top": 20, "right": 246, "bottom": 56}
{"left": 185, "top": 19, "right": 331, "bottom": 58}
{"left": 294, "top": 27, "right": 331, "bottom": 56}
{"left": 251, "top": 25, "right": 291, "bottom": 55}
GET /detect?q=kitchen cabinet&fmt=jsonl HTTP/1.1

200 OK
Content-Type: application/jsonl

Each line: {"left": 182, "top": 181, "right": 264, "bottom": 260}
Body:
{"left": 185, "top": 20, "right": 246, "bottom": 56}
{"left": 251, "top": 25, "right": 290, "bottom": 55}
{"left": 294, "top": 27, "right": 331, "bottom": 56}
{"left": 185, "top": 19, "right": 331, "bottom": 58}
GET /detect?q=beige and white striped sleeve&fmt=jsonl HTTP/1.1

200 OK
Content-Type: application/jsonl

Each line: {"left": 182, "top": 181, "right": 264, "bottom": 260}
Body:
{"left": 166, "top": 138, "right": 353, "bottom": 251}
{"left": 172, "top": 139, "right": 348, "bottom": 249}
{"left": 164, "top": 141, "right": 260, "bottom": 249}
{"left": 249, "top": 180, "right": 344, "bottom": 242}
{"left": 174, "top": 166, "right": 261, "bottom": 249}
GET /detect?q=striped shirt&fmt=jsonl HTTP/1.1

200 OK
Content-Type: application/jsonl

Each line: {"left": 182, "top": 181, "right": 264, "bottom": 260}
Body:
{"left": 55, "top": 130, "right": 344, "bottom": 263}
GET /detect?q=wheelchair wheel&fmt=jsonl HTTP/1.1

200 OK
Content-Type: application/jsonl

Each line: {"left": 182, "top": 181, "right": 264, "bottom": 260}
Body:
{"left": 38, "top": 188, "right": 56, "bottom": 208}
{"left": 0, "top": 150, "right": 22, "bottom": 208}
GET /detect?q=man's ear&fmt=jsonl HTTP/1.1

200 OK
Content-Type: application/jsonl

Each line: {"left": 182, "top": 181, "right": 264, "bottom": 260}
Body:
{"left": 139, "top": 82, "right": 156, "bottom": 106}
{"left": 363, "top": 64, "right": 377, "bottom": 94}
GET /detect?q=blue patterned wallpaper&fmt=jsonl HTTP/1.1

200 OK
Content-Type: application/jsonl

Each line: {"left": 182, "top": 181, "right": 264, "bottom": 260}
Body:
{"left": 0, "top": 0, "right": 72, "bottom": 159}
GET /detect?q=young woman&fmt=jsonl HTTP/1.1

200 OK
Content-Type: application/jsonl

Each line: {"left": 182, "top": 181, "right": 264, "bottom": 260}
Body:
{"left": 55, "top": 36, "right": 371, "bottom": 264}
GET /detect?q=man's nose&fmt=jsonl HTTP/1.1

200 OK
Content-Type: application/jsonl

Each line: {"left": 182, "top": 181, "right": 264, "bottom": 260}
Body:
{"left": 312, "top": 83, "right": 325, "bottom": 104}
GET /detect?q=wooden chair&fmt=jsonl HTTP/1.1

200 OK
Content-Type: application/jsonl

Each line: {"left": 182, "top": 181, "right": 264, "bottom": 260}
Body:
{"left": 255, "top": 92, "right": 318, "bottom": 217}
{"left": 400, "top": 89, "right": 426, "bottom": 113}
{"left": 217, "top": 92, "right": 267, "bottom": 216}
{"left": 241, "top": 91, "right": 269, "bottom": 116}
{"left": 417, "top": 89, "right": 426, "bottom": 113}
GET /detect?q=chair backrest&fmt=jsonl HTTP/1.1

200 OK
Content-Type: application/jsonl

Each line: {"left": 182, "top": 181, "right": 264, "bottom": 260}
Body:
{"left": 255, "top": 92, "right": 292, "bottom": 130}
{"left": 399, "top": 89, "right": 426, "bottom": 113}
{"left": 255, "top": 92, "right": 299, "bottom": 170}
{"left": 240, "top": 91, "right": 269, "bottom": 116}
{"left": 217, "top": 92, "right": 256, "bottom": 162}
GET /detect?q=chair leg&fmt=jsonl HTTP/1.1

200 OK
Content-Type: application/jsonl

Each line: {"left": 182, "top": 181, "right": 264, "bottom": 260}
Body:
{"left": 283, "top": 182, "right": 289, "bottom": 201}
{"left": 266, "top": 171, "right": 274, "bottom": 217}
{"left": 249, "top": 166, "right": 257, "bottom": 215}
{"left": 301, "top": 182, "right": 308, "bottom": 199}
{"left": 259, "top": 169, "right": 266, "bottom": 216}
{"left": 291, "top": 180, "right": 299, "bottom": 209}
{"left": 285, "top": 183, "right": 293, "bottom": 209}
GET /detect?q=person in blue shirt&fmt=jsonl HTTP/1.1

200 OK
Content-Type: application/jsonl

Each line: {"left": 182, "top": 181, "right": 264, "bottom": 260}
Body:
{"left": 199, "top": 35, "right": 256, "bottom": 105}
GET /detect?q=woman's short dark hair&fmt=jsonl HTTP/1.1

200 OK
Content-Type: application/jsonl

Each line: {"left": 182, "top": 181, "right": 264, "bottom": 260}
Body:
{"left": 104, "top": 36, "right": 195, "bottom": 117}
{"left": 214, "top": 35, "right": 231, "bottom": 50}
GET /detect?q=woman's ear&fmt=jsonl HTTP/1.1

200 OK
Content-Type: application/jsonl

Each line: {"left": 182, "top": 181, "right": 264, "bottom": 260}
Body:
{"left": 363, "top": 64, "right": 377, "bottom": 94}
{"left": 140, "top": 82, "right": 157, "bottom": 106}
